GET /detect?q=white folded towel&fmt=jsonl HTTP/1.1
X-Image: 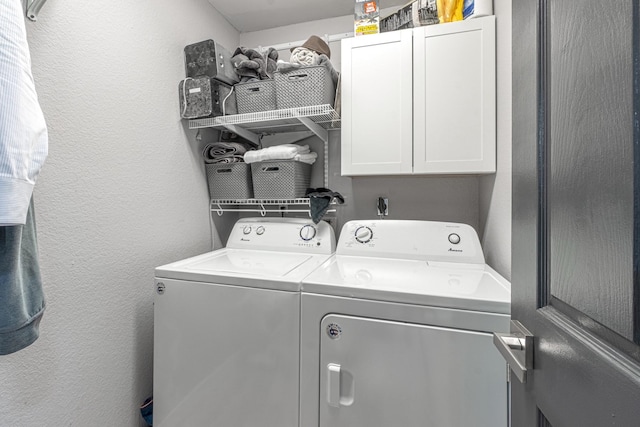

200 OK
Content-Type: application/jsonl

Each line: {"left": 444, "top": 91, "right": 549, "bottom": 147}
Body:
{"left": 293, "top": 152, "right": 318, "bottom": 164}
{"left": 244, "top": 144, "right": 313, "bottom": 164}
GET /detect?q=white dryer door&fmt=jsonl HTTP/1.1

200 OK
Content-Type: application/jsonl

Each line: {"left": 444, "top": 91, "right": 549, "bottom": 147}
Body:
{"left": 319, "top": 314, "right": 507, "bottom": 427}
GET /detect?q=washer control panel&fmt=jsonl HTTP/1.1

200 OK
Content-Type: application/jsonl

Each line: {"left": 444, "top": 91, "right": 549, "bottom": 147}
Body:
{"left": 338, "top": 220, "right": 484, "bottom": 264}
{"left": 227, "top": 218, "right": 336, "bottom": 254}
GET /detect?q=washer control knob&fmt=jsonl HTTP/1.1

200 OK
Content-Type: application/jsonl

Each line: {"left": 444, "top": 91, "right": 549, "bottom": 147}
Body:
{"left": 300, "top": 225, "right": 317, "bottom": 241}
{"left": 355, "top": 226, "right": 373, "bottom": 243}
{"left": 256, "top": 226, "right": 265, "bottom": 236}
{"left": 242, "top": 226, "right": 252, "bottom": 235}
{"left": 448, "top": 233, "right": 461, "bottom": 245}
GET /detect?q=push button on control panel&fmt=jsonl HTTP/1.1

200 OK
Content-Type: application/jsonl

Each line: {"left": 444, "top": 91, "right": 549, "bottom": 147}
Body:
{"left": 448, "top": 233, "right": 461, "bottom": 244}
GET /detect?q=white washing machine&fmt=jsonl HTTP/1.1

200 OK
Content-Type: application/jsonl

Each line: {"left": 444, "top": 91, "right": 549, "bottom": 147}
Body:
{"left": 300, "top": 220, "right": 511, "bottom": 427}
{"left": 153, "top": 217, "right": 335, "bottom": 427}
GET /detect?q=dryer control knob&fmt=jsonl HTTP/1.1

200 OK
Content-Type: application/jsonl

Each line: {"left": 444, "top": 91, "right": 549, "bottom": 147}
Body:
{"left": 355, "top": 226, "right": 373, "bottom": 243}
{"left": 300, "top": 224, "right": 317, "bottom": 241}
{"left": 256, "top": 226, "right": 265, "bottom": 235}
{"left": 448, "top": 233, "right": 461, "bottom": 244}
{"left": 242, "top": 226, "right": 252, "bottom": 235}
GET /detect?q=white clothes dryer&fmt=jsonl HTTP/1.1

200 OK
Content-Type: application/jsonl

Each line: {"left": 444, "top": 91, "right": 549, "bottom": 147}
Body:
{"left": 153, "top": 217, "right": 335, "bottom": 427}
{"left": 300, "top": 220, "right": 511, "bottom": 427}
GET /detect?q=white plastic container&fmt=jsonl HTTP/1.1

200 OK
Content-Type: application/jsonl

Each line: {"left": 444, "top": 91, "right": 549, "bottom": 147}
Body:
{"left": 463, "top": 0, "right": 492, "bottom": 19}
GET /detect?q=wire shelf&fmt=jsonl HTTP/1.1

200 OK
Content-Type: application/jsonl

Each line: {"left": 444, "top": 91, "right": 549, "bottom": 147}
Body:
{"left": 209, "top": 198, "right": 337, "bottom": 217}
{"left": 189, "top": 104, "right": 341, "bottom": 134}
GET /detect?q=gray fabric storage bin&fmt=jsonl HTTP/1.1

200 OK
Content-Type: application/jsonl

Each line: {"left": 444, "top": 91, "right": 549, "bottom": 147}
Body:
{"left": 184, "top": 39, "right": 239, "bottom": 85}
{"left": 235, "top": 79, "right": 277, "bottom": 114}
{"left": 274, "top": 65, "right": 336, "bottom": 109}
{"left": 206, "top": 162, "right": 254, "bottom": 199}
{"left": 250, "top": 160, "right": 312, "bottom": 199}
{"left": 179, "top": 77, "right": 237, "bottom": 119}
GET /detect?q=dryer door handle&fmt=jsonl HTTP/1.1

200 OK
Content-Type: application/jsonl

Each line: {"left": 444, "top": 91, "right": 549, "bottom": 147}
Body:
{"left": 327, "top": 363, "right": 341, "bottom": 407}
{"left": 326, "top": 363, "right": 355, "bottom": 407}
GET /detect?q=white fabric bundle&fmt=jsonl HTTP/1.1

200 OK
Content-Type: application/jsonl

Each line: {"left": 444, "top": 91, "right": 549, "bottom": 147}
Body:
{"left": 244, "top": 144, "right": 317, "bottom": 165}
{"left": 290, "top": 47, "right": 320, "bottom": 66}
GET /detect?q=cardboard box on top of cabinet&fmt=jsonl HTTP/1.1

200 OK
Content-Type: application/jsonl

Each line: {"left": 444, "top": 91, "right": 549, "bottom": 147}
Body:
{"left": 381, "top": 0, "right": 438, "bottom": 33}
{"left": 355, "top": 0, "right": 380, "bottom": 36}
{"left": 380, "top": 0, "right": 491, "bottom": 33}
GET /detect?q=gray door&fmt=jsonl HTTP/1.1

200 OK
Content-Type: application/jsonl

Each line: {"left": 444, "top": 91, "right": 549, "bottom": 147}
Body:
{"left": 511, "top": 0, "right": 640, "bottom": 425}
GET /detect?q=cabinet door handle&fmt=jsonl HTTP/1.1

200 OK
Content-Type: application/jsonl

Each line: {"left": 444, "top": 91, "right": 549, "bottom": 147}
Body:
{"left": 327, "top": 363, "right": 341, "bottom": 407}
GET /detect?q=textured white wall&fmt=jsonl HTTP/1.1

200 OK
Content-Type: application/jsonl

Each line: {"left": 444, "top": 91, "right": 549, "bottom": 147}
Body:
{"left": 479, "top": 0, "right": 512, "bottom": 280}
{"left": 0, "top": 1, "right": 238, "bottom": 426}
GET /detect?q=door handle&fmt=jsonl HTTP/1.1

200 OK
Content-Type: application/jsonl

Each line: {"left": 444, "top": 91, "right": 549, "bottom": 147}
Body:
{"left": 493, "top": 320, "right": 534, "bottom": 383}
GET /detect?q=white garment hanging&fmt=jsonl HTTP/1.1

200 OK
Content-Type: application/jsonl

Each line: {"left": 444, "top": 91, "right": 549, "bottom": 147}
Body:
{"left": 0, "top": 0, "right": 48, "bottom": 225}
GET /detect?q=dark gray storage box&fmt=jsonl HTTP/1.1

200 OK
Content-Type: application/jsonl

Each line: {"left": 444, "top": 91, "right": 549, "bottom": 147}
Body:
{"left": 184, "top": 39, "right": 239, "bottom": 85}
{"left": 206, "top": 162, "right": 253, "bottom": 199}
{"left": 179, "top": 77, "right": 237, "bottom": 119}
{"left": 235, "top": 79, "right": 277, "bottom": 114}
{"left": 274, "top": 66, "right": 336, "bottom": 109}
{"left": 250, "top": 160, "right": 312, "bottom": 199}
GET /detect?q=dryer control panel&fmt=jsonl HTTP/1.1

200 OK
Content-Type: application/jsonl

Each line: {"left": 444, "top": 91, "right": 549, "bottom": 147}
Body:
{"left": 338, "top": 220, "right": 484, "bottom": 264}
{"left": 227, "top": 218, "right": 336, "bottom": 254}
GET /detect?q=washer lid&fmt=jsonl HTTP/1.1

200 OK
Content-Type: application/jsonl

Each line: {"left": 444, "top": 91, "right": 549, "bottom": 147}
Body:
{"left": 156, "top": 248, "right": 330, "bottom": 291}
{"left": 301, "top": 256, "right": 511, "bottom": 314}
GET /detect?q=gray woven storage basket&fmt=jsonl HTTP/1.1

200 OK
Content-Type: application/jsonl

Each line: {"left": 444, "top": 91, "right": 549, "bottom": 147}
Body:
{"left": 250, "top": 160, "right": 312, "bottom": 199}
{"left": 235, "top": 79, "right": 277, "bottom": 114}
{"left": 274, "top": 65, "right": 336, "bottom": 109}
{"left": 206, "top": 162, "right": 254, "bottom": 199}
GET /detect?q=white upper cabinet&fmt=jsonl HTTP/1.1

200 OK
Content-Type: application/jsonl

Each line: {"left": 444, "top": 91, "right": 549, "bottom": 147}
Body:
{"left": 341, "top": 30, "right": 414, "bottom": 175}
{"left": 341, "top": 16, "right": 496, "bottom": 176}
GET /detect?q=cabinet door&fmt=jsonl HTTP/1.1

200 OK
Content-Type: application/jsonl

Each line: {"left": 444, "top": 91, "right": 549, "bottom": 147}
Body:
{"left": 413, "top": 17, "right": 496, "bottom": 174}
{"left": 341, "top": 30, "right": 413, "bottom": 176}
